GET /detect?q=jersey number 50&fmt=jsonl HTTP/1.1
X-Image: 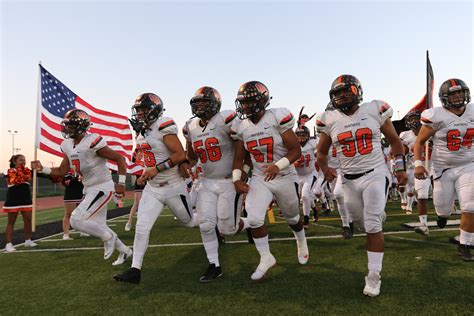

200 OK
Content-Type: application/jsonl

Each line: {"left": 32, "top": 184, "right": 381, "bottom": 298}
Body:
{"left": 337, "top": 128, "right": 373, "bottom": 157}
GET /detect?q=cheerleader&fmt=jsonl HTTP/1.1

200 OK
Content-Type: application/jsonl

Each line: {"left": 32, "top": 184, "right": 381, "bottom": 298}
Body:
{"left": 3, "top": 155, "right": 37, "bottom": 252}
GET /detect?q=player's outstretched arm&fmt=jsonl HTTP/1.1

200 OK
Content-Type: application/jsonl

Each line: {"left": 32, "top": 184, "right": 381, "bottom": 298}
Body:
{"left": 232, "top": 140, "right": 249, "bottom": 193}
{"left": 96, "top": 146, "right": 127, "bottom": 196}
{"left": 413, "top": 125, "right": 435, "bottom": 180}
{"left": 31, "top": 156, "right": 70, "bottom": 179}
{"left": 316, "top": 132, "right": 336, "bottom": 182}
{"left": 381, "top": 119, "right": 407, "bottom": 185}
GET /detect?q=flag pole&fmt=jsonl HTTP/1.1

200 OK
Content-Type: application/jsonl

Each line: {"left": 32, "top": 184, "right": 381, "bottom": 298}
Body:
{"left": 32, "top": 62, "right": 42, "bottom": 232}
{"left": 425, "top": 51, "right": 430, "bottom": 170}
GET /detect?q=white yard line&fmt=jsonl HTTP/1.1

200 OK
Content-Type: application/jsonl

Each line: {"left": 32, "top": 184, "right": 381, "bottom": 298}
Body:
{"left": 387, "top": 235, "right": 453, "bottom": 247}
{"left": 1, "top": 228, "right": 459, "bottom": 254}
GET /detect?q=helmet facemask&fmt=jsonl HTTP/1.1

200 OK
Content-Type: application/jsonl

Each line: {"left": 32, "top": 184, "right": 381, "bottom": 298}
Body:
{"left": 330, "top": 85, "right": 361, "bottom": 113}
{"left": 405, "top": 112, "right": 421, "bottom": 132}
{"left": 61, "top": 110, "right": 90, "bottom": 139}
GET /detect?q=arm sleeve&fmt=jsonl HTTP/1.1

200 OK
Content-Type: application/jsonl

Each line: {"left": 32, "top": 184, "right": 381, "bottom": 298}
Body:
{"left": 375, "top": 100, "right": 394, "bottom": 125}
{"left": 89, "top": 134, "right": 108, "bottom": 152}
{"left": 157, "top": 118, "right": 179, "bottom": 138}
{"left": 316, "top": 112, "right": 330, "bottom": 136}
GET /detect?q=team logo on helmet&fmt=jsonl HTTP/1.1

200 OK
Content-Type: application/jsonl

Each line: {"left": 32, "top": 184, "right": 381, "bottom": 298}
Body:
{"left": 61, "top": 109, "right": 91, "bottom": 139}
{"left": 329, "top": 74, "right": 363, "bottom": 113}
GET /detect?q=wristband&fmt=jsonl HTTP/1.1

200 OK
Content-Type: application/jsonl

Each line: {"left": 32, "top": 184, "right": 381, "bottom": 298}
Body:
{"left": 275, "top": 157, "right": 290, "bottom": 171}
{"left": 243, "top": 164, "right": 251, "bottom": 174}
{"left": 393, "top": 155, "right": 406, "bottom": 172}
{"left": 155, "top": 158, "right": 175, "bottom": 173}
{"left": 118, "top": 174, "right": 126, "bottom": 185}
{"left": 41, "top": 166, "right": 52, "bottom": 175}
{"left": 414, "top": 160, "right": 424, "bottom": 168}
{"left": 232, "top": 169, "right": 242, "bottom": 183}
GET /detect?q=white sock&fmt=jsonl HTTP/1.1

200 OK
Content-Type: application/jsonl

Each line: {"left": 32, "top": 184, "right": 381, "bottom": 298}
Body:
{"left": 131, "top": 228, "right": 151, "bottom": 270}
{"left": 302, "top": 197, "right": 311, "bottom": 217}
{"left": 419, "top": 215, "right": 428, "bottom": 226}
{"left": 201, "top": 231, "right": 220, "bottom": 267}
{"left": 292, "top": 229, "right": 306, "bottom": 243}
{"left": 25, "top": 239, "right": 32, "bottom": 243}
{"left": 399, "top": 191, "right": 407, "bottom": 204}
{"left": 407, "top": 195, "right": 415, "bottom": 210}
{"left": 460, "top": 229, "right": 473, "bottom": 246}
{"left": 6, "top": 242, "right": 13, "bottom": 247}
{"left": 253, "top": 235, "right": 271, "bottom": 256}
{"left": 367, "top": 251, "right": 384, "bottom": 275}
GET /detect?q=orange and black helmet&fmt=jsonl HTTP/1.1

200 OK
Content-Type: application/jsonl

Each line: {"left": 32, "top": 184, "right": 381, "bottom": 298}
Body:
{"left": 405, "top": 111, "right": 421, "bottom": 131}
{"left": 130, "top": 93, "right": 164, "bottom": 133}
{"left": 329, "top": 74, "right": 363, "bottom": 113}
{"left": 190, "top": 86, "right": 222, "bottom": 119}
{"left": 61, "top": 109, "right": 91, "bottom": 139}
{"left": 235, "top": 81, "right": 271, "bottom": 119}
{"left": 439, "top": 78, "right": 470, "bottom": 109}
{"left": 295, "top": 126, "right": 310, "bottom": 146}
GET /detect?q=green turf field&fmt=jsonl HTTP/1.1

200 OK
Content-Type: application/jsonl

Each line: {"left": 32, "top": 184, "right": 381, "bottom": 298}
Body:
{"left": 0, "top": 202, "right": 472, "bottom": 315}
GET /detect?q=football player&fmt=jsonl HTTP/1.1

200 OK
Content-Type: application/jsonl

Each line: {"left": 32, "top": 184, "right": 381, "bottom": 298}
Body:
{"left": 294, "top": 126, "right": 318, "bottom": 228}
{"left": 400, "top": 111, "right": 432, "bottom": 235}
{"left": 114, "top": 93, "right": 198, "bottom": 284}
{"left": 414, "top": 79, "right": 474, "bottom": 261}
{"left": 183, "top": 86, "right": 250, "bottom": 282}
{"left": 317, "top": 75, "right": 407, "bottom": 297}
{"left": 232, "top": 81, "right": 309, "bottom": 281}
{"left": 31, "top": 109, "right": 132, "bottom": 264}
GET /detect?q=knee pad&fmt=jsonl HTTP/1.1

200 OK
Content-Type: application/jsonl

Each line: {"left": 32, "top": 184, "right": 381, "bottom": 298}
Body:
{"left": 462, "top": 201, "right": 474, "bottom": 213}
{"left": 199, "top": 221, "right": 216, "bottom": 235}
{"left": 364, "top": 214, "right": 385, "bottom": 234}
{"left": 248, "top": 215, "right": 265, "bottom": 229}
{"left": 70, "top": 217, "right": 79, "bottom": 230}
{"left": 285, "top": 214, "right": 300, "bottom": 226}
{"left": 135, "top": 220, "right": 153, "bottom": 235}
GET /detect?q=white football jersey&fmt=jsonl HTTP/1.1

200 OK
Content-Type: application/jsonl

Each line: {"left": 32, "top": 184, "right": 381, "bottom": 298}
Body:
{"left": 328, "top": 144, "right": 340, "bottom": 169}
{"left": 183, "top": 110, "right": 238, "bottom": 179}
{"left": 136, "top": 116, "right": 182, "bottom": 186}
{"left": 421, "top": 103, "right": 474, "bottom": 172}
{"left": 400, "top": 130, "right": 432, "bottom": 169}
{"left": 60, "top": 133, "right": 113, "bottom": 189}
{"left": 317, "top": 100, "right": 393, "bottom": 174}
{"left": 295, "top": 138, "right": 317, "bottom": 176}
{"left": 234, "top": 108, "right": 296, "bottom": 177}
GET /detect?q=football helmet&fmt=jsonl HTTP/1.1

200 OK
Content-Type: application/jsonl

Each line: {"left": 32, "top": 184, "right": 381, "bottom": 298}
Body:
{"left": 130, "top": 93, "right": 164, "bottom": 133}
{"left": 61, "top": 109, "right": 91, "bottom": 139}
{"left": 235, "top": 81, "right": 271, "bottom": 119}
{"left": 295, "top": 126, "right": 310, "bottom": 146}
{"left": 439, "top": 78, "right": 471, "bottom": 109}
{"left": 329, "top": 74, "right": 363, "bottom": 113}
{"left": 190, "top": 86, "right": 222, "bottom": 119}
{"left": 405, "top": 111, "right": 421, "bottom": 131}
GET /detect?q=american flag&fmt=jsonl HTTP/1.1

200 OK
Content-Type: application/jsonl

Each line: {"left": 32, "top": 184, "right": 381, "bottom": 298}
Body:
{"left": 35, "top": 65, "right": 142, "bottom": 174}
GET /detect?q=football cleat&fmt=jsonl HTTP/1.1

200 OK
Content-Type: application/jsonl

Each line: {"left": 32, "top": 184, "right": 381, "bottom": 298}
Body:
{"left": 62, "top": 234, "right": 73, "bottom": 241}
{"left": 5, "top": 243, "right": 16, "bottom": 253}
{"left": 104, "top": 234, "right": 117, "bottom": 260}
{"left": 363, "top": 273, "right": 381, "bottom": 297}
{"left": 112, "top": 248, "right": 133, "bottom": 266}
{"left": 124, "top": 223, "right": 131, "bottom": 232}
{"left": 415, "top": 225, "right": 429, "bottom": 236}
{"left": 405, "top": 210, "right": 413, "bottom": 215}
{"left": 199, "top": 264, "right": 223, "bottom": 283}
{"left": 24, "top": 240, "right": 38, "bottom": 247}
{"left": 303, "top": 215, "right": 309, "bottom": 229}
{"left": 458, "top": 244, "right": 474, "bottom": 262}
{"left": 296, "top": 239, "right": 309, "bottom": 265}
{"left": 114, "top": 267, "right": 141, "bottom": 284}
{"left": 251, "top": 253, "right": 276, "bottom": 281}
{"left": 437, "top": 216, "right": 448, "bottom": 229}
{"left": 342, "top": 226, "right": 353, "bottom": 239}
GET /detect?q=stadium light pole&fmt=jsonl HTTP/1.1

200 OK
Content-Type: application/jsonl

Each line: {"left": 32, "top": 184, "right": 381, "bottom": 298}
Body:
{"left": 7, "top": 130, "right": 18, "bottom": 156}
